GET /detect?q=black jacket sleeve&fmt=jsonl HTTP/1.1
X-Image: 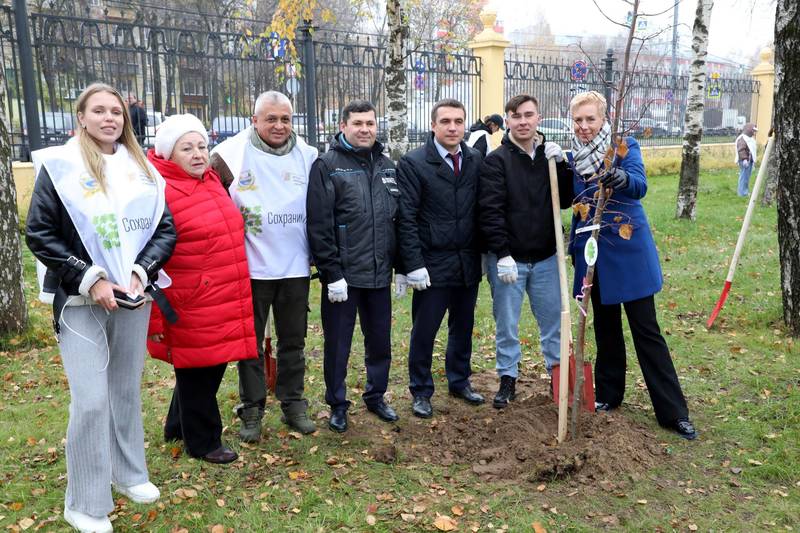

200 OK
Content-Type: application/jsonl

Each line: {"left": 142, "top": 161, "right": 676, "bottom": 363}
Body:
{"left": 556, "top": 159, "right": 574, "bottom": 209}
{"left": 306, "top": 158, "right": 343, "bottom": 283}
{"left": 25, "top": 168, "right": 87, "bottom": 279}
{"left": 478, "top": 152, "right": 510, "bottom": 258}
{"left": 134, "top": 205, "right": 176, "bottom": 281}
{"left": 396, "top": 156, "right": 424, "bottom": 273}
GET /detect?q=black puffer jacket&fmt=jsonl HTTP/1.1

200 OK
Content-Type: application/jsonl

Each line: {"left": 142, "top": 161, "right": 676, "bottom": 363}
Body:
{"left": 478, "top": 134, "right": 573, "bottom": 262}
{"left": 306, "top": 133, "right": 398, "bottom": 288}
{"left": 26, "top": 167, "right": 176, "bottom": 306}
{"left": 397, "top": 134, "right": 482, "bottom": 287}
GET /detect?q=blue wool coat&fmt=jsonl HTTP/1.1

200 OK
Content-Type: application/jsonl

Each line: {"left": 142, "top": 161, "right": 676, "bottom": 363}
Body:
{"left": 568, "top": 137, "right": 663, "bottom": 305}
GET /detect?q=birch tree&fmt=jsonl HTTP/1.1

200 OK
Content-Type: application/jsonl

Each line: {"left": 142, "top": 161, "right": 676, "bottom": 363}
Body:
{"left": 774, "top": 0, "right": 800, "bottom": 336}
{"left": 675, "top": 0, "right": 713, "bottom": 221}
{"left": 0, "top": 66, "right": 28, "bottom": 335}
{"left": 385, "top": 0, "right": 408, "bottom": 161}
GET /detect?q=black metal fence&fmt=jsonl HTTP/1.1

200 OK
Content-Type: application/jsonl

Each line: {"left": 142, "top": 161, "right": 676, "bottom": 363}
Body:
{"left": 0, "top": 6, "right": 481, "bottom": 160}
{"left": 504, "top": 52, "right": 760, "bottom": 147}
{"left": 1, "top": 4, "right": 760, "bottom": 159}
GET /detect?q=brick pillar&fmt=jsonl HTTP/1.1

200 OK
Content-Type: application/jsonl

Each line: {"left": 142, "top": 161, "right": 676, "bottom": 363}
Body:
{"left": 468, "top": 10, "right": 510, "bottom": 149}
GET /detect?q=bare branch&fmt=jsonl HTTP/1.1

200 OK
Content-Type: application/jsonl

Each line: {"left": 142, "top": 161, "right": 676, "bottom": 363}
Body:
{"left": 591, "top": 0, "right": 631, "bottom": 28}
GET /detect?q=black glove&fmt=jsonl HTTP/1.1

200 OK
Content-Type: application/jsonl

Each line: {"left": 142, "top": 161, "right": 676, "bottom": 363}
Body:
{"left": 600, "top": 167, "right": 628, "bottom": 190}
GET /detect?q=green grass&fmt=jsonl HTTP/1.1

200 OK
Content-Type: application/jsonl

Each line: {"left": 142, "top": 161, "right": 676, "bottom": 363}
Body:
{"left": 1, "top": 168, "right": 798, "bottom": 532}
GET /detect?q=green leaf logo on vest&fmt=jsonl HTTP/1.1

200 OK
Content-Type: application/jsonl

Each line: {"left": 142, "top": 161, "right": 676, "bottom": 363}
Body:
{"left": 93, "top": 214, "right": 121, "bottom": 249}
{"left": 240, "top": 206, "right": 263, "bottom": 235}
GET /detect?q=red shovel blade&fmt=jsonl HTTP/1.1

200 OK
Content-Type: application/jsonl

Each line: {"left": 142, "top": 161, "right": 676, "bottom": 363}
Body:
{"left": 552, "top": 356, "right": 595, "bottom": 412}
{"left": 707, "top": 280, "right": 732, "bottom": 329}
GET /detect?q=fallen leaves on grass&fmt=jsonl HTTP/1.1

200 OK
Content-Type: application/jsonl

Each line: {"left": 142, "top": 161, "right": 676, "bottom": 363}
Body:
{"left": 434, "top": 515, "right": 458, "bottom": 531}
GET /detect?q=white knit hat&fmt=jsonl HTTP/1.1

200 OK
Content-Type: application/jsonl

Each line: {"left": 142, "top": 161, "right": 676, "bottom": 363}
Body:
{"left": 154, "top": 114, "right": 209, "bottom": 158}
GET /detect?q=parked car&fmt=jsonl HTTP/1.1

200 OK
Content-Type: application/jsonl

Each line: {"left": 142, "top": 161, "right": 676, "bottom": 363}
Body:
{"left": 144, "top": 110, "right": 163, "bottom": 147}
{"left": 22, "top": 111, "right": 76, "bottom": 146}
{"left": 623, "top": 117, "right": 668, "bottom": 138}
{"left": 538, "top": 118, "right": 572, "bottom": 144}
{"left": 209, "top": 116, "right": 250, "bottom": 145}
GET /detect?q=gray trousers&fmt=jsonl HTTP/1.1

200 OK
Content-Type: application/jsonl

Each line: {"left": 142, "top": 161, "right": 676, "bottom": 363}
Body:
{"left": 58, "top": 303, "right": 152, "bottom": 517}
{"left": 238, "top": 277, "right": 310, "bottom": 416}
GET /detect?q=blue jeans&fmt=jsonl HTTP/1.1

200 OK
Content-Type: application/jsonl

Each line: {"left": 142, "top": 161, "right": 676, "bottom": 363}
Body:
{"left": 738, "top": 160, "right": 753, "bottom": 197}
{"left": 486, "top": 253, "right": 561, "bottom": 377}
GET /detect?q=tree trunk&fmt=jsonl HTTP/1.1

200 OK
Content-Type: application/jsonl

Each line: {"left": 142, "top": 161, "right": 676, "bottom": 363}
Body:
{"left": 385, "top": 0, "right": 409, "bottom": 162}
{"left": 774, "top": 0, "right": 800, "bottom": 336}
{"left": 675, "top": 0, "right": 713, "bottom": 220}
{"left": 0, "top": 67, "right": 28, "bottom": 335}
{"left": 761, "top": 133, "right": 779, "bottom": 206}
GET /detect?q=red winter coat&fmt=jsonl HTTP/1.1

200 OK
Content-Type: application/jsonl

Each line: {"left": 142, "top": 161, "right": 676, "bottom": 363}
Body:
{"left": 146, "top": 150, "right": 257, "bottom": 368}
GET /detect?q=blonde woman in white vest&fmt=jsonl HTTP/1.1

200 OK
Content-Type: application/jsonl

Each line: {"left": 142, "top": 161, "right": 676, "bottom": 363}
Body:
{"left": 26, "top": 83, "right": 176, "bottom": 533}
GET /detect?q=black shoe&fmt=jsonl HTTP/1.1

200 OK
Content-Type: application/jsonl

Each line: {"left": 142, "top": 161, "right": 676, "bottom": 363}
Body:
{"left": 412, "top": 396, "right": 433, "bottom": 418}
{"left": 673, "top": 418, "right": 698, "bottom": 440}
{"left": 202, "top": 445, "right": 238, "bottom": 464}
{"left": 449, "top": 385, "right": 485, "bottom": 405}
{"left": 493, "top": 375, "right": 516, "bottom": 409}
{"left": 594, "top": 402, "right": 614, "bottom": 412}
{"left": 366, "top": 401, "right": 399, "bottom": 422}
{"left": 329, "top": 409, "right": 348, "bottom": 433}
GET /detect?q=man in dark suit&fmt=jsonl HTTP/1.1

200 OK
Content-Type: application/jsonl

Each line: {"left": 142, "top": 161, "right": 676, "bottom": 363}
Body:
{"left": 396, "top": 98, "right": 485, "bottom": 418}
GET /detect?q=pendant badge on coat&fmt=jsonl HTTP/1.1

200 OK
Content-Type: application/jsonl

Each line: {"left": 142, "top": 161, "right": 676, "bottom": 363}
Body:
{"left": 584, "top": 236, "right": 598, "bottom": 267}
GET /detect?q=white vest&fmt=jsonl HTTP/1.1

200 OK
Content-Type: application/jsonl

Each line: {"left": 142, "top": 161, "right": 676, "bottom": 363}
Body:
{"left": 734, "top": 133, "right": 758, "bottom": 164}
{"left": 466, "top": 129, "right": 493, "bottom": 154}
{"left": 32, "top": 142, "right": 165, "bottom": 289}
{"left": 212, "top": 128, "right": 318, "bottom": 279}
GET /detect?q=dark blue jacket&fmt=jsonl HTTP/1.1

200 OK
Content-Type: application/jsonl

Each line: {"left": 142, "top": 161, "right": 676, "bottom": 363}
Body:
{"left": 396, "top": 134, "right": 482, "bottom": 287}
{"left": 568, "top": 137, "right": 663, "bottom": 305}
{"left": 306, "top": 133, "right": 398, "bottom": 288}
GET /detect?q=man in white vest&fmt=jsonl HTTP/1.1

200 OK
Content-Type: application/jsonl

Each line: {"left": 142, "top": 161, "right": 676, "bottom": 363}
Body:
{"left": 211, "top": 91, "right": 318, "bottom": 441}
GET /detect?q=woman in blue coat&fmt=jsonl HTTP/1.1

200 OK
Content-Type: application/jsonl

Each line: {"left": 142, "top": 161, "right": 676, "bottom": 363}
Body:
{"left": 567, "top": 91, "right": 697, "bottom": 440}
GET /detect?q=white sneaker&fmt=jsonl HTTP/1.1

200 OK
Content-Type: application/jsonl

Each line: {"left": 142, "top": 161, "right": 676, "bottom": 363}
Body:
{"left": 111, "top": 481, "right": 160, "bottom": 504}
{"left": 64, "top": 507, "right": 113, "bottom": 533}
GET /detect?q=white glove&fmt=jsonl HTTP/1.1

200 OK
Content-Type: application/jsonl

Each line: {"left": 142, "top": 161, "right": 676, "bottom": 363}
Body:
{"left": 544, "top": 141, "right": 564, "bottom": 162}
{"left": 394, "top": 274, "right": 408, "bottom": 298}
{"left": 406, "top": 267, "right": 431, "bottom": 291}
{"left": 497, "top": 256, "right": 518, "bottom": 284}
{"left": 327, "top": 278, "right": 348, "bottom": 303}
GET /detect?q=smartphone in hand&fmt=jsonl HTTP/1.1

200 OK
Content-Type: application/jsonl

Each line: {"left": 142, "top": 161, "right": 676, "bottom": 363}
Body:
{"left": 113, "top": 289, "right": 146, "bottom": 310}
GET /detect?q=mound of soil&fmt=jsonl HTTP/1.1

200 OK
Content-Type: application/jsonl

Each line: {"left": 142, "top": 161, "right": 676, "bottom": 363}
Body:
{"left": 346, "top": 371, "right": 667, "bottom": 483}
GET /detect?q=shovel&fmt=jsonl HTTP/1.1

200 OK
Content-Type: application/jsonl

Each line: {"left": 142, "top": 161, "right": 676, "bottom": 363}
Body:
{"left": 546, "top": 157, "right": 595, "bottom": 443}
{"left": 263, "top": 310, "right": 277, "bottom": 393}
{"left": 707, "top": 133, "right": 775, "bottom": 328}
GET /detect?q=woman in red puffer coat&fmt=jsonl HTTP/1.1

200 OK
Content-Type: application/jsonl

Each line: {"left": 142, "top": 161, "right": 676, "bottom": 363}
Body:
{"left": 147, "top": 114, "right": 257, "bottom": 464}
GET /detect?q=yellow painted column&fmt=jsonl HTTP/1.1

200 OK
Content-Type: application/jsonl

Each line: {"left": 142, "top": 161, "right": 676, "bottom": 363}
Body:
{"left": 750, "top": 47, "right": 774, "bottom": 147}
{"left": 468, "top": 10, "right": 510, "bottom": 149}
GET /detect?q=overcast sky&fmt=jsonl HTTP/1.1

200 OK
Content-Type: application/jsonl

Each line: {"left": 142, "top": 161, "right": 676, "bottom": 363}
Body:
{"left": 489, "top": 0, "right": 776, "bottom": 65}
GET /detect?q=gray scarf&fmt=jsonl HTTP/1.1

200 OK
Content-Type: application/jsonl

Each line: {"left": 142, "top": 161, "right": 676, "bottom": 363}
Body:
{"left": 571, "top": 121, "right": 611, "bottom": 176}
{"left": 250, "top": 128, "right": 297, "bottom": 156}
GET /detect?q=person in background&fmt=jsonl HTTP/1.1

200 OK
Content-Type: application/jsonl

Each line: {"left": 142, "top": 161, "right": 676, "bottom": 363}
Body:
{"left": 127, "top": 93, "right": 147, "bottom": 146}
{"left": 26, "top": 82, "right": 176, "bottom": 533}
{"left": 735, "top": 122, "right": 758, "bottom": 197}
{"left": 306, "top": 99, "right": 400, "bottom": 433}
{"left": 466, "top": 113, "right": 504, "bottom": 156}
{"left": 147, "top": 114, "right": 258, "bottom": 464}
{"left": 567, "top": 90, "right": 697, "bottom": 440}
{"left": 211, "top": 91, "right": 319, "bottom": 440}
{"left": 396, "top": 98, "right": 484, "bottom": 419}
